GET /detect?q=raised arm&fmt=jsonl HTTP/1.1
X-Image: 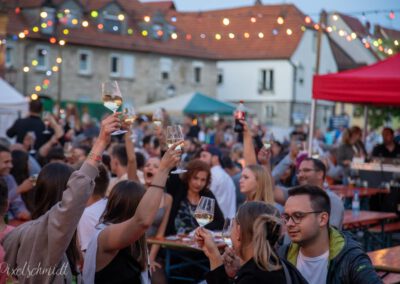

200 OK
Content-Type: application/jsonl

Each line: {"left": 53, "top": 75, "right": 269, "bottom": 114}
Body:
{"left": 242, "top": 120, "right": 257, "bottom": 166}
{"left": 47, "top": 114, "right": 119, "bottom": 264}
{"left": 97, "top": 141, "right": 181, "bottom": 253}
{"left": 125, "top": 128, "right": 140, "bottom": 182}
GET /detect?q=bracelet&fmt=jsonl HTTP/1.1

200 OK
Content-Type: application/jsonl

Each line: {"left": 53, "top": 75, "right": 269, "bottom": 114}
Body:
{"left": 88, "top": 151, "right": 102, "bottom": 162}
{"left": 149, "top": 184, "right": 164, "bottom": 190}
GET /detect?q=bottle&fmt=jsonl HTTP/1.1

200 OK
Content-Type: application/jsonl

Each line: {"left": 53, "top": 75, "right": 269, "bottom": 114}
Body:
{"left": 234, "top": 100, "right": 245, "bottom": 133}
{"left": 352, "top": 190, "right": 360, "bottom": 217}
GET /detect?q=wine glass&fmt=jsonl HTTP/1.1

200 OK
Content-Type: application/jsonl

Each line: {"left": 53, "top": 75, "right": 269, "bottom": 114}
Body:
{"left": 42, "top": 111, "right": 51, "bottom": 134}
{"left": 166, "top": 125, "right": 187, "bottom": 174}
{"left": 222, "top": 218, "right": 233, "bottom": 248}
{"left": 152, "top": 108, "right": 163, "bottom": 127}
{"left": 194, "top": 196, "right": 215, "bottom": 227}
{"left": 123, "top": 104, "right": 137, "bottom": 127}
{"left": 101, "top": 81, "right": 127, "bottom": 135}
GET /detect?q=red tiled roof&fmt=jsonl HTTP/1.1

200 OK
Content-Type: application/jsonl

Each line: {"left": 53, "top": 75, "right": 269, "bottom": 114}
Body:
{"left": 5, "top": 1, "right": 311, "bottom": 60}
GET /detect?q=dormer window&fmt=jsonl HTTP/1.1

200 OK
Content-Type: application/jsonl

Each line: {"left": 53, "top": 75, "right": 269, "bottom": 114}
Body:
{"left": 101, "top": 3, "right": 125, "bottom": 34}
{"left": 58, "top": 0, "right": 82, "bottom": 28}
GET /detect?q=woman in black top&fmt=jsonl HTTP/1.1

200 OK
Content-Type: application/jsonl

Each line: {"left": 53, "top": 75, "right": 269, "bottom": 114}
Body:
{"left": 165, "top": 159, "right": 224, "bottom": 236}
{"left": 195, "top": 202, "right": 287, "bottom": 284}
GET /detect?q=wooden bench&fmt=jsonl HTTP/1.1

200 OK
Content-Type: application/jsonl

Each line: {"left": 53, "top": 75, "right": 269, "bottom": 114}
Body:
{"left": 369, "top": 221, "right": 400, "bottom": 247}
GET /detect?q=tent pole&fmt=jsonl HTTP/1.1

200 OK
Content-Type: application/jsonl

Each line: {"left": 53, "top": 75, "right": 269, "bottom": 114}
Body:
{"left": 308, "top": 10, "right": 326, "bottom": 156}
{"left": 308, "top": 99, "right": 317, "bottom": 156}
{"left": 363, "top": 105, "right": 368, "bottom": 144}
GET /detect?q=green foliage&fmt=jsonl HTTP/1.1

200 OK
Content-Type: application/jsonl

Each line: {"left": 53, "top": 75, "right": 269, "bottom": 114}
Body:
{"left": 354, "top": 105, "right": 400, "bottom": 129}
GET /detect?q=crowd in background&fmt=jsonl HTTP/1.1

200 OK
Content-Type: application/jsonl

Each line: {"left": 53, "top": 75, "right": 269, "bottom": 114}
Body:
{"left": 0, "top": 99, "right": 398, "bottom": 283}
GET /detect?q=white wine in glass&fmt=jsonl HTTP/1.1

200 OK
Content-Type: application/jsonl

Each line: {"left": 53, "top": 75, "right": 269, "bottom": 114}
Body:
{"left": 101, "top": 81, "right": 127, "bottom": 135}
{"left": 222, "top": 218, "right": 233, "bottom": 248}
{"left": 165, "top": 125, "right": 186, "bottom": 174}
{"left": 194, "top": 196, "right": 215, "bottom": 227}
{"left": 152, "top": 108, "right": 163, "bottom": 127}
{"left": 123, "top": 105, "right": 136, "bottom": 125}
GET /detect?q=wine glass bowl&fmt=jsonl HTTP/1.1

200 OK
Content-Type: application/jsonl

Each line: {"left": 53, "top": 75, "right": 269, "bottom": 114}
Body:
{"left": 101, "top": 81, "right": 127, "bottom": 135}
{"left": 152, "top": 108, "right": 163, "bottom": 127}
{"left": 222, "top": 218, "right": 233, "bottom": 248}
{"left": 194, "top": 197, "right": 215, "bottom": 227}
{"left": 166, "top": 125, "right": 186, "bottom": 174}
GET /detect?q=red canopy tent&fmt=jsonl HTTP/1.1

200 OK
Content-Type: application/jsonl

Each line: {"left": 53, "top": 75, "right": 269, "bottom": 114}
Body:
{"left": 312, "top": 53, "right": 400, "bottom": 105}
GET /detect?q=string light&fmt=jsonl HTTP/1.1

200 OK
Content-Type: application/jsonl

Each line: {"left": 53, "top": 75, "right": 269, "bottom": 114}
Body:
{"left": 222, "top": 18, "right": 230, "bottom": 26}
{"left": 186, "top": 34, "right": 192, "bottom": 40}
{"left": 258, "top": 32, "right": 264, "bottom": 38}
{"left": 71, "top": 19, "right": 78, "bottom": 25}
{"left": 142, "top": 30, "right": 148, "bottom": 36}
{"left": 304, "top": 16, "right": 311, "bottom": 24}
{"left": 395, "top": 40, "right": 399, "bottom": 46}
{"left": 49, "top": 37, "right": 57, "bottom": 44}
{"left": 97, "top": 24, "right": 104, "bottom": 30}
{"left": 52, "top": 66, "right": 59, "bottom": 72}
{"left": 351, "top": 32, "right": 357, "bottom": 39}
{"left": 332, "top": 14, "right": 339, "bottom": 21}
{"left": 244, "top": 32, "right": 250, "bottom": 38}
{"left": 144, "top": 16, "right": 151, "bottom": 22}
{"left": 59, "top": 40, "right": 66, "bottom": 46}
{"left": 326, "top": 26, "right": 333, "bottom": 33}
{"left": 389, "top": 11, "right": 395, "bottom": 20}
{"left": 18, "top": 32, "right": 25, "bottom": 39}
{"left": 277, "top": 16, "right": 284, "bottom": 25}
{"left": 63, "top": 29, "right": 69, "bottom": 35}
{"left": 35, "top": 85, "right": 42, "bottom": 92}
{"left": 41, "top": 23, "right": 47, "bottom": 28}
{"left": 171, "top": 32, "right": 178, "bottom": 39}
{"left": 157, "top": 30, "right": 164, "bottom": 37}
{"left": 286, "top": 28, "right": 293, "bottom": 35}
{"left": 15, "top": 7, "right": 21, "bottom": 14}
{"left": 82, "top": 21, "right": 89, "bottom": 27}
{"left": 31, "top": 94, "right": 39, "bottom": 100}
{"left": 32, "top": 26, "right": 39, "bottom": 32}
{"left": 118, "top": 14, "right": 125, "bottom": 21}
{"left": 56, "top": 57, "right": 62, "bottom": 64}
{"left": 40, "top": 11, "right": 47, "bottom": 18}
{"left": 215, "top": 33, "right": 222, "bottom": 40}
{"left": 228, "top": 33, "right": 235, "bottom": 39}
{"left": 23, "top": 66, "right": 30, "bottom": 72}
{"left": 314, "top": 24, "right": 320, "bottom": 30}
{"left": 128, "top": 28, "right": 133, "bottom": 35}
{"left": 91, "top": 10, "right": 98, "bottom": 18}
{"left": 32, "top": 60, "right": 38, "bottom": 66}
{"left": 388, "top": 49, "right": 393, "bottom": 55}
{"left": 250, "top": 17, "right": 256, "bottom": 23}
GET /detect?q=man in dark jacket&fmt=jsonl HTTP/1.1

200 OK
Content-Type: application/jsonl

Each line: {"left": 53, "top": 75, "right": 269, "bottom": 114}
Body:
{"left": 281, "top": 185, "right": 381, "bottom": 284}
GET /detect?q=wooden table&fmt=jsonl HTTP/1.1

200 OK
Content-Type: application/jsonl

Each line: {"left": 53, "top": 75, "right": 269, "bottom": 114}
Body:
{"left": 147, "top": 235, "right": 226, "bottom": 282}
{"left": 367, "top": 246, "right": 400, "bottom": 273}
{"left": 330, "top": 185, "right": 390, "bottom": 199}
{"left": 343, "top": 210, "right": 397, "bottom": 229}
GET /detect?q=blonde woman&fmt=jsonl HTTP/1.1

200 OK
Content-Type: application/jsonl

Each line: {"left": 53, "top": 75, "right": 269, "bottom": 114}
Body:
{"left": 239, "top": 164, "right": 274, "bottom": 204}
{"left": 195, "top": 202, "right": 305, "bottom": 283}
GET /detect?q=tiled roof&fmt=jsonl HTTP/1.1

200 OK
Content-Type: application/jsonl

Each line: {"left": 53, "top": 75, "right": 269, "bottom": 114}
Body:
{"left": 338, "top": 13, "right": 370, "bottom": 37}
{"left": 328, "top": 37, "right": 365, "bottom": 71}
{"left": 374, "top": 25, "right": 400, "bottom": 40}
{"left": 5, "top": 0, "right": 311, "bottom": 60}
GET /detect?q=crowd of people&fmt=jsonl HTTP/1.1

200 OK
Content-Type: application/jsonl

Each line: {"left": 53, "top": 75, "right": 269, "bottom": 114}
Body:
{"left": 0, "top": 99, "right": 397, "bottom": 283}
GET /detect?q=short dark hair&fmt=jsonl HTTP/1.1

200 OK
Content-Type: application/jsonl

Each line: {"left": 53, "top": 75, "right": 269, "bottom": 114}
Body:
{"left": 76, "top": 145, "right": 91, "bottom": 156}
{"left": 302, "top": 157, "right": 326, "bottom": 180}
{"left": 142, "top": 135, "right": 159, "bottom": 149}
{"left": 93, "top": 164, "right": 109, "bottom": 197}
{"left": 383, "top": 127, "right": 394, "bottom": 136}
{"left": 29, "top": 100, "right": 43, "bottom": 113}
{"left": 0, "top": 145, "right": 10, "bottom": 154}
{"left": 111, "top": 144, "right": 127, "bottom": 167}
{"left": 135, "top": 152, "right": 145, "bottom": 169}
{"left": 47, "top": 146, "right": 65, "bottom": 162}
{"left": 0, "top": 177, "right": 8, "bottom": 216}
{"left": 288, "top": 184, "right": 331, "bottom": 217}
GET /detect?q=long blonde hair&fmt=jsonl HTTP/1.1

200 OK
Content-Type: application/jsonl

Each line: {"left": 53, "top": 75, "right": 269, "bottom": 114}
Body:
{"left": 236, "top": 201, "right": 282, "bottom": 271}
{"left": 245, "top": 164, "right": 274, "bottom": 204}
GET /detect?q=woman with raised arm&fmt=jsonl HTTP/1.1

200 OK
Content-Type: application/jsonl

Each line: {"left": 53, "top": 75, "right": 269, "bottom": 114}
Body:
{"left": 82, "top": 141, "right": 181, "bottom": 284}
{"left": 2, "top": 113, "right": 120, "bottom": 284}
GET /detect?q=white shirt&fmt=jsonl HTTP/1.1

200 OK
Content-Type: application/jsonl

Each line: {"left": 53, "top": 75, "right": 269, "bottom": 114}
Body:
{"left": 210, "top": 165, "right": 236, "bottom": 219}
{"left": 77, "top": 198, "right": 108, "bottom": 252}
{"left": 296, "top": 249, "right": 329, "bottom": 284}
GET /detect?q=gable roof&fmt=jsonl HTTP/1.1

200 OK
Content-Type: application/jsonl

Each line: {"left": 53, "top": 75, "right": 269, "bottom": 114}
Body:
{"left": 328, "top": 37, "right": 365, "bottom": 71}
{"left": 374, "top": 25, "right": 400, "bottom": 40}
{"left": 338, "top": 13, "right": 370, "bottom": 38}
{"left": 5, "top": 0, "right": 311, "bottom": 60}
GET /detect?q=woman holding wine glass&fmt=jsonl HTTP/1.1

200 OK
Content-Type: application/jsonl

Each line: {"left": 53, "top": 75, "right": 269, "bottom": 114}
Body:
{"left": 195, "top": 201, "right": 305, "bottom": 284}
{"left": 102, "top": 81, "right": 127, "bottom": 136}
{"left": 165, "top": 159, "right": 224, "bottom": 236}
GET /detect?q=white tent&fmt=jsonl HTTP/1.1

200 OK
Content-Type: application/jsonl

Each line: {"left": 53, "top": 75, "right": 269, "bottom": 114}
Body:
{"left": 138, "top": 93, "right": 195, "bottom": 114}
{"left": 0, "top": 78, "right": 29, "bottom": 138}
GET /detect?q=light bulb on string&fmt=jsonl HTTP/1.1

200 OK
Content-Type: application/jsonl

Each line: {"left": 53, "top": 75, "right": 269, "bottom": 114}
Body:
{"left": 244, "top": 32, "right": 250, "bottom": 38}
{"left": 40, "top": 11, "right": 48, "bottom": 18}
{"left": 144, "top": 16, "right": 151, "bottom": 22}
{"left": 31, "top": 94, "right": 39, "bottom": 101}
{"left": 82, "top": 21, "right": 89, "bottom": 27}
{"left": 91, "top": 10, "right": 98, "bottom": 18}
{"left": 258, "top": 32, "right": 264, "bottom": 39}
{"left": 250, "top": 17, "right": 256, "bottom": 23}
{"left": 389, "top": 11, "right": 395, "bottom": 20}
{"left": 286, "top": 28, "right": 293, "bottom": 35}
{"left": 222, "top": 18, "right": 230, "bottom": 26}
{"left": 23, "top": 66, "right": 30, "bottom": 72}
{"left": 215, "top": 33, "right": 222, "bottom": 40}
{"left": 277, "top": 16, "right": 284, "bottom": 25}
{"left": 171, "top": 33, "right": 178, "bottom": 39}
{"left": 229, "top": 33, "right": 235, "bottom": 39}
{"left": 304, "top": 16, "right": 311, "bottom": 24}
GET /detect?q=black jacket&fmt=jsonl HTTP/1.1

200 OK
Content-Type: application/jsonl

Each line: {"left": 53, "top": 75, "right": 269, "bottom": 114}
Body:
{"left": 281, "top": 227, "right": 382, "bottom": 284}
{"left": 206, "top": 258, "right": 290, "bottom": 284}
{"left": 165, "top": 172, "right": 224, "bottom": 236}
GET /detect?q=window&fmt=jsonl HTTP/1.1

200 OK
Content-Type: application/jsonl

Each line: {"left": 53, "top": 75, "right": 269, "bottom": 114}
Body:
{"left": 266, "top": 105, "right": 275, "bottom": 118}
{"left": 103, "top": 11, "right": 123, "bottom": 33}
{"left": 40, "top": 7, "right": 56, "bottom": 35}
{"left": 110, "top": 54, "right": 121, "bottom": 77}
{"left": 259, "top": 69, "right": 274, "bottom": 92}
{"left": 217, "top": 68, "right": 223, "bottom": 84}
{"left": 110, "top": 53, "right": 135, "bottom": 79}
{"left": 78, "top": 50, "right": 92, "bottom": 75}
{"left": 36, "top": 46, "right": 49, "bottom": 71}
{"left": 160, "top": 57, "right": 172, "bottom": 80}
{"left": 193, "top": 61, "right": 204, "bottom": 84}
{"left": 62, "top": 9, "right": 81, "bottom": 28}
{"left": 5, "top": 45, "right": 14, "bottom": 68}
{"left": 194, "top": 67, "right": 202, "bottom": 83}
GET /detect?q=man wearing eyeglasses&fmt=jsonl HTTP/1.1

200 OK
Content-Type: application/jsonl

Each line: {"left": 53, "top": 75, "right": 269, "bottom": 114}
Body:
{"left": 274, "top": 157, "right": 344, "bottom": 229}
{"left": 281, "top": 185, "right": 381, "bottom": 284}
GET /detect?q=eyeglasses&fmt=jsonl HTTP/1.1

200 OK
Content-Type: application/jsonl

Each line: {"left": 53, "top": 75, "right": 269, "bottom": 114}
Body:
{"left": 281, "top": 211, "right": 322, "bottom": 224}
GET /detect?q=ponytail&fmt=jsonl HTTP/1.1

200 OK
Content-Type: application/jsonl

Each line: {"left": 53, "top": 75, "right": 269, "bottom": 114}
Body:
{"left": 252, "top": 214, "right": 282, "bottom": 271}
